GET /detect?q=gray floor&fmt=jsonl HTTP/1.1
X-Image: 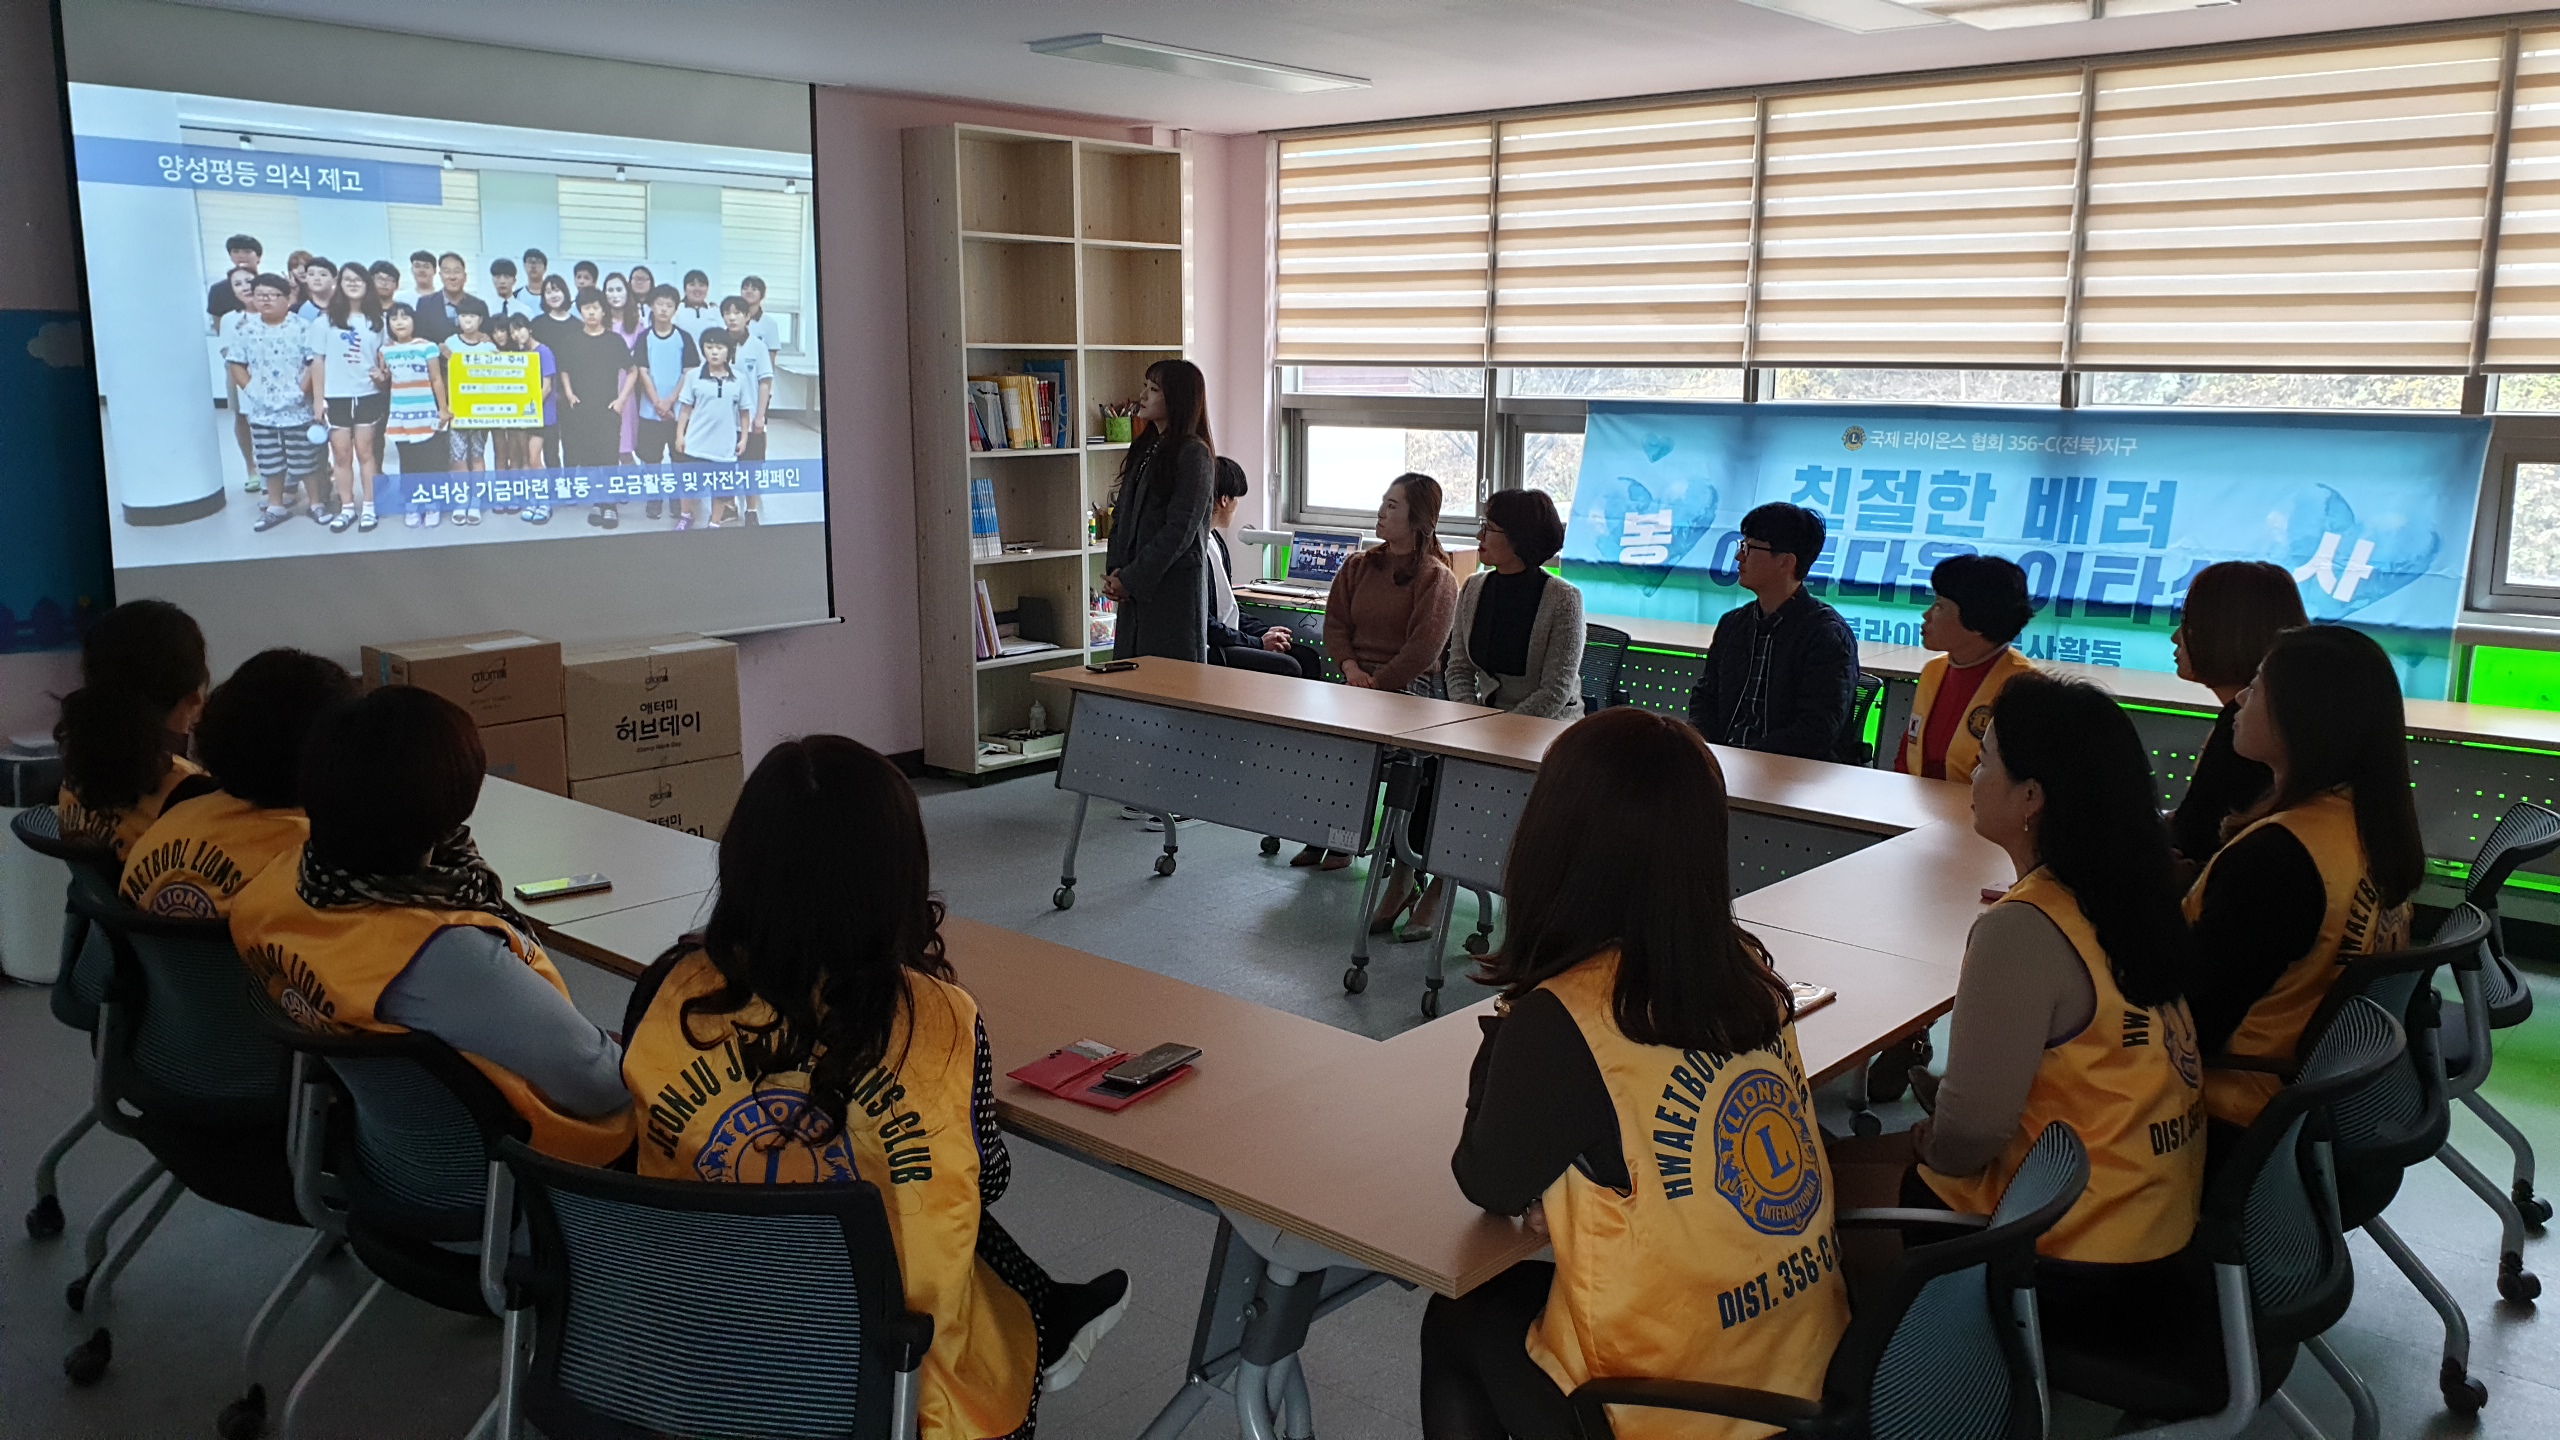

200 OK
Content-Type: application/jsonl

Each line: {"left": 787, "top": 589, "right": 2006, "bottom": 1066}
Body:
{"left": 2, "top": 768, "right": 2555, "bottom": 1438}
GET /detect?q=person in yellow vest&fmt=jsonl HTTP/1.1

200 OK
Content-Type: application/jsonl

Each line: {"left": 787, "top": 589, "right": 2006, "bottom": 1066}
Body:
{"left": 1840, "top": 674, "right": 2205, "bottom": 1336}
{"left": 1894, "top": 553, "right": 2036, "bottom": 783}
{"left": 621, "top": 735, "right": 1129, "bottom": 1440}
{"left": 2182, "top": 624, "right": 2421, "bottom": 1128}
{"left": 54, "top": 599, "right": 211, "bottom": 859}
{"left": 230, "top": 686, "right": 633, "bottom": 1165}
{"left": 122, "top": 649, "right": 357, "bottom": 918}
{"left": 1428, "top": 706, "right": 1847, "bottom": 1440}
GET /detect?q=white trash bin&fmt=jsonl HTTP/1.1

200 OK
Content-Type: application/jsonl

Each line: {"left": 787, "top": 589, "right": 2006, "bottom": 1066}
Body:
{"left": 1, "top": 743, "right": 71, "bottom": 984}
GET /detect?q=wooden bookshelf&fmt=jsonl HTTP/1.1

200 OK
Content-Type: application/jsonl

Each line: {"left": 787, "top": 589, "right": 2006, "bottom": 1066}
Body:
{"left": 905, "top": 126, "right": 1189, "bottom": 775}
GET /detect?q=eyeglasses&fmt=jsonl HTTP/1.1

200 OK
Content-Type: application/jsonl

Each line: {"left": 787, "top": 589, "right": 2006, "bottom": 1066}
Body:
{"left": 1737, "top": 539, "right": 1777, "bottom": 557}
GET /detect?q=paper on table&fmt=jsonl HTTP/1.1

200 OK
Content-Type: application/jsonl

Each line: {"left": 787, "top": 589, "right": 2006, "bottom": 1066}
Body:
{"left": 1788, "top": 980, "right": 1837, "bottom": 1017}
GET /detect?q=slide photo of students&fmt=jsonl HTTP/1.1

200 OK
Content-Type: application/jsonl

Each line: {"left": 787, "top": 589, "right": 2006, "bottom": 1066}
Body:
{"left": 64, "top": 82, "right": 825, "bottom": 571}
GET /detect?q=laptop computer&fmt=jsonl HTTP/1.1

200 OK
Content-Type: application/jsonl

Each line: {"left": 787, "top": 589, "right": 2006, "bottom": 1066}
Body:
{"left": 1243, "top": 529, "right": 1364, "bottom": 599}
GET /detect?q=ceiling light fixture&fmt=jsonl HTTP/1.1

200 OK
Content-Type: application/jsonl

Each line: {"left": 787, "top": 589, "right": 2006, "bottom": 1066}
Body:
{"left": 1027, "top": 33, "right": 1369, "bottom": 92}
{"left": 614, "top": 164, "right": 628, "bottom": 182}
{"left": 238, "top": 133, "right": 254, "bottom": 150}
{"left": 1740, "top": 0, "right": 2233, "bottom": 32}
{"left": 1734, "top": 0, "right": 1951, "bottom": 31}
{"left": 442, "top": 152, "right": 456, "bottom": 171}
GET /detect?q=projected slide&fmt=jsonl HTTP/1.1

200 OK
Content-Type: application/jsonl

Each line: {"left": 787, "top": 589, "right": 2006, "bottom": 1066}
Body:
{"left": 66, "top": 83, "right": 822, "bottom": 565}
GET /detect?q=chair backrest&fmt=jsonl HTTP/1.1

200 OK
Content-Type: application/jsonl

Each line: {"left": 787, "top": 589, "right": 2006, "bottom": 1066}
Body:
{"left": 1850, "top": 673, "right": 1885, "bottom": 764}
{"left": 71, "top": 886, "right": 291, "bottom": 1122}
{"left": 11, "top": 803, "right": 119, "bottom": 880}
{"left": 2199, "top": 996, "right": 2403, "bottom": 1348}
{"left": 1828, "top": 1124, "right": 2088, "bottom": 1440}
{"left": 500, "top": 1136, "right": 930, "bottom": 1440}
{"left": 2463, "top": 802, "right": 2554, "bottom": 1027}
{"left": 14, "top": 806, "right": 121, "bottom": 1029}
{"left": 1581, "top": 624, "right": 1632, "bottom": 715}
{"left": 248, "top": 985, "right": 525, "bottom": 1243}
{"left": 2303, "top": 904, "right": 2485, "bottom": 1173}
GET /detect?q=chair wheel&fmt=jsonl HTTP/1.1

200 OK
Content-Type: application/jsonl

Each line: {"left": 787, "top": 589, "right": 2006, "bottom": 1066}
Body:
{"left": 1154, "top": 854, "right": 1177, "bottom": 877}
{"left": 1052, "top": 886, "right": 1074, "bottom": 910}
{"left": 1852, "top": 1111, "right": 1883, "bottom": 1138}
{"left": 63, "top": 1328, "right": 110, "bottom": 1386}
{"left": 2517, "top": 1184, "right": 2551, "bottom": 1230}
{"left": 2499, "top": 1260, "right": 2540, "bottom": 1304}
{"left": 1463, "top": 932, "right": 1489, "bottom": 956}
{"left": 218, "top": 1384, "right": 268, "bottom": 1439}
{"left": 1420, "top": 988, "right": 1442, "bottom": 1019}
{"left": 26, "top": 1194, "right": 64, "bottom": 1239}
{"left": 66, "top": 1272, "right": 91, "bottom": 1312}
{"left": 1260, "top": 836, "right": 1281, "bottom": 855}
{"left": 2441, "top": 1359, "right": 2488, "bottom": 1414}
{"left": 1343, "top": 966, "right": 1368, "bottom": 995}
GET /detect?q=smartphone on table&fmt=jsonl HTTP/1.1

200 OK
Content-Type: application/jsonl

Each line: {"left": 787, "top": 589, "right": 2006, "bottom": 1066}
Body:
{"left": 514, "top": 873, "right": 612, "bottom": 903}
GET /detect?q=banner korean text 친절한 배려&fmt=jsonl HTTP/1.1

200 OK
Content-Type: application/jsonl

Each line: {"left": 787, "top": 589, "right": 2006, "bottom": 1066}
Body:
{"left": 1561, "top": 402, "right": 2492, "bottom": 698}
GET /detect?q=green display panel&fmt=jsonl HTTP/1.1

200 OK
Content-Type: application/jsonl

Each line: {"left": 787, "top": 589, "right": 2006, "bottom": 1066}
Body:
{"left": 2466, "top": 644, "right": 2560, "bottom": 711}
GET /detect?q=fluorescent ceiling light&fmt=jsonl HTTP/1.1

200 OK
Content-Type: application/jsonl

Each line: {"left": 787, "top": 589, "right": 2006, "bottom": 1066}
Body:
{"left": 1899, "top": 0, "right": 2237, "bottom": 27}
{"left": 1734, "top": 0, "right": 1952, "bottom": 31}
{"left": 1027, "top": 34, "right": 1369, "bottom": 92}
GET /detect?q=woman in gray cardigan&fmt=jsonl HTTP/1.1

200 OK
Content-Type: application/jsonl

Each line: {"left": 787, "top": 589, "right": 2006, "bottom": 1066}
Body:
{"left": 1102, "top": 360, "right": 1215, "bottom": 663}
{"left": 1443, "top": 489, "right": 1586, "bottom": 720}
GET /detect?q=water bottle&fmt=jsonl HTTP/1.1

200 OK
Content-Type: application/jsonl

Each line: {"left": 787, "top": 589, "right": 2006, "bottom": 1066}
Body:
{"left": 1028, "top": 699, "right": 1048, "bottom": 735}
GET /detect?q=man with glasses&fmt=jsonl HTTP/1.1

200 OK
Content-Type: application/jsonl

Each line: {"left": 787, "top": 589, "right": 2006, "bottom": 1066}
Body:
{"left": 1686, "top": 502, "right": 1864, "bottom": 764}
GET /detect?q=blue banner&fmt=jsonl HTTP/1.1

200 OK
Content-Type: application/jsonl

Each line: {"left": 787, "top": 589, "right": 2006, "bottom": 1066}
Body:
{"left": 72, "top": 136, "right": 444, "bottom": 205}
{"left": 1563, "top": 402, "right": 2491, "bottom": 697}
{"left": 385, "top": 458, "right": 822, "bottom": 512}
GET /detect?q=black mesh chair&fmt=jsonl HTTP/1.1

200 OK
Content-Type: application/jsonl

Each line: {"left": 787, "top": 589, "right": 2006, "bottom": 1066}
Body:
{"left": 2303, "top": 904, "right": 2505, "bottom": 1415}
{"left": 1581, "top": 624, "right": 1632, "bottom": 716}
{"left": 1569, "top": 1123, "right": 2087, "bottom": 1440}
{"left": 2444, "top": 804, "right": 2559, "bottom": 1252}
{"left": 251, "top": 989, "right": 528, "bottom": 1440}
{"left": 59, "top": 887, "right": 323, "bottom": 1422}
{"left": 1849, "top": 673, "right": 1885, "bottom": 767}
{"left": 10, "top": 806, "right": 126, "bottom": 1241}
{"left": 2048, "top": 995, "right": 2406, "bottom": 1439}
{"left": 496, "top": 1137, "right": 936, "bottom": 1440}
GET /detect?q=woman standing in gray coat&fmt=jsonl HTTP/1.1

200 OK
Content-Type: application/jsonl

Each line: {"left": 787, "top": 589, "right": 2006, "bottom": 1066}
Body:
{"left": 1444, "top": 489, "right": 1586, "bottom": 720}
{"left": 1102, "top": 359, "right": 1215, "bottom": 663}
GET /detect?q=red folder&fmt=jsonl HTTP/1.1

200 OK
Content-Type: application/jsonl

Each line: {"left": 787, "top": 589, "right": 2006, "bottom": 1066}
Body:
{"left": 1007, "top": 1041, "right": 1195, "bottom": 1112}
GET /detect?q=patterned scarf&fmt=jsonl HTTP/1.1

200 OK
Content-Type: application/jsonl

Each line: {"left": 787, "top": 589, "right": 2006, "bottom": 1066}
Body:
{"left": 298, "top": 824, "right": 528, "bottom": 930}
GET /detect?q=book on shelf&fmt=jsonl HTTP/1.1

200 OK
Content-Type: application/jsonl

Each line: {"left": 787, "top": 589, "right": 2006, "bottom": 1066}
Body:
{"left": 1021, "top": 359, "right": 1069, "bottom": 447}
{"left": 999, "top": 379, "right": 1034, "bottom": 449}
{"left": 967, "top": 379, "right": 1006, "bottom": 451}
{"left": 969, "top": 476, "right": 1001, "bottom": 559}
{"left": 973, "top": 579, "right": 1002, "bottom": 661}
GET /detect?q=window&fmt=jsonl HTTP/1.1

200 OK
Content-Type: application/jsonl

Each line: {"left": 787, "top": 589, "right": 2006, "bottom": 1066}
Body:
{"left": 1276, "top": 126, "right": 1493, "bottom": 364}
{"left": 2509, "top": 461, "right": 2560, "bottom": 588}
{"left": 1298, "top": 419, "right": 1480, "bottom": 519}
{"left": 1505, "top": 367, "right": 1743, "bottom": 400}
{"left": 1771, "top": 368, "right": 2059, "bottom": 404}
{"left": 2081, "top": 372, "right": 2464, "bottom": 410}
{"left": 386, "top": 168, "right": 481, "bottom": 268}
{"left": 1519, "top": 429, "right": 1586, "bottom": 508}
{"left": 558, "top": 176, "right": 649, "bottom": 268}
{"left": 1283, "top": 366, "right": 1484, "bottom": 396}
{"left": 720, "top": 186, "right": 806, "bottom": 345}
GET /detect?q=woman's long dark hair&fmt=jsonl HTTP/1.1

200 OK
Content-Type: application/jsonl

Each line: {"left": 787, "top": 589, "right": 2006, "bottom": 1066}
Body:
{"left": 1482, "top": 707, "right": 1790, "bottom": 1057}
{"left": 680, "top": 736, "right": 954, "bottom": 1146}
{"left": 1119, "top": 359, "right": 1214, "bottom": 494}
{"left": 2179, "top": 561, "right": 2307, "bottom": 691}
{"left": 325, "top": 261, "right": 380, "bottom": 330}
{"left": 55, "top": 600, "right": 208, "bottom": 813}
{"left": 1984, "top": 675, "right": 2188, "bottom": 1007}
{"left": 1384, "top": 472, "right": 1452, "bottom": 584}
{"left": 2249, "top": 625, "right": 2425, "bottom": 908}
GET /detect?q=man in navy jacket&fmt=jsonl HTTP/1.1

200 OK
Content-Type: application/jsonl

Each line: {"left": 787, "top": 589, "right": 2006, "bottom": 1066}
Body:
{"left": 1686, "top": 502, "right": 1865, "bottom": 763}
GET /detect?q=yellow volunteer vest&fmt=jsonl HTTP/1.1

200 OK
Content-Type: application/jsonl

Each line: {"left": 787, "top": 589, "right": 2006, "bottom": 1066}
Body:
{"left": 228, "top": 849, "right": 634, "bottom": 1166}
{"left": 1920, "top": 869, "right": 2205, "bottom": 1263}
{"left": 2182, "top": 790, "right": 2410, "bottom": 1126}
{"left": 59, "top": 756, "right": 205, "bottom": 860}
{"left": 623, "top": 951, "right": 1038, "bottom": 1440}
{"left": 1527, "top": 950, "right": 1849, "bottom": 1440}
{"left": 1895, "top": 648, "right": 2035, "bottom": 783}
{"left": 121, "top": 791, "right": 308, "bottom": 919}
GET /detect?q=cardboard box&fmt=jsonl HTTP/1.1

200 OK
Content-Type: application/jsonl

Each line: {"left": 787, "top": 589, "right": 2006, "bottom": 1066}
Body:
{"left": 562, "top": 635, "right": 743, "bottom": 781}
{"left": 570, "top": 753, "right": 744, "bottom": 840}
{"left": 361, "top": 632, "right": 564, "bottom": 727}
{"left": 479, "top": 717, "right": 568, "bottom": 796}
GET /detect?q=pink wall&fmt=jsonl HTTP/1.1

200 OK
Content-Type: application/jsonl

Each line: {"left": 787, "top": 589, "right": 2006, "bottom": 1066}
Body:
{"left": 743, "top": 89, "right": 1264, "bottom": 762}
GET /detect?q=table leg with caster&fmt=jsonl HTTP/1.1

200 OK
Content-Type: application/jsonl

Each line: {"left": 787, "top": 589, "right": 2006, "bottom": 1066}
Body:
{"left": 1054, "top": 792, "right": 1090, "bottom": 910}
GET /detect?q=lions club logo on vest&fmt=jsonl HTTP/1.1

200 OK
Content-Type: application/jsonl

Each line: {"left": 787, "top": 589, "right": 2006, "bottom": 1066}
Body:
{"left": 1713, "top": 1069, "right": 1823, "bottom": 1236}
{"left": 148, "top": 881, "right": 221, "bottom": 921}
{"left": 2165, "top": 1002, "right": 2204, "bottom": 1090}
{"left": 697, "top": 1090, "right": 859, "bottom": 1185}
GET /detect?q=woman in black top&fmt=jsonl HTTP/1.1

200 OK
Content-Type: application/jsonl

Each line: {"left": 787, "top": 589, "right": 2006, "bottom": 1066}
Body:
{"left": 2168, "top": 561, "right": 2307, "bottom": 864}
{"left": 1101, "top": 360, "right": 1215, "bottom": 663}
{"left": 1444, "top": 489, "right": 1585, "bottom": 720}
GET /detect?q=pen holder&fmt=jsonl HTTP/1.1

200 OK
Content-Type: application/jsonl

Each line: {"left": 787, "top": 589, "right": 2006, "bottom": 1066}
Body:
{"left": 1103, "top": 415, "right": 1133, "bottom": 444}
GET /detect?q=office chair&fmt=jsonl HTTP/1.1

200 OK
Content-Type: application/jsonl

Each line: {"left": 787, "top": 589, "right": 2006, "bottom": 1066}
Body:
{"left": 1569, "top": 1123, "right": 2086, "bottom": 1439}
{"left": 497, "top": 1137, "right": 937, "bottom": 1440}
{"left": 2047, "top": 996, "right": 2407, "bottom": 1440}
{"left": 253, "top": 990, "right": 529, "bottom": 1440}
{"left": 10, "top": 806, "right": 127, "bottom": 1241}
{"left": 1581, "top": 623, "right": 1631, "bottom": 716}
{"left": 1850, "top": 673, "right": 1885, "bottom": 767}
{"left": 2441, "top": 804, "right": 2558, "bottom": 1264}
{"left": 58, "top": 889, "right": 332, "bottom": 1428}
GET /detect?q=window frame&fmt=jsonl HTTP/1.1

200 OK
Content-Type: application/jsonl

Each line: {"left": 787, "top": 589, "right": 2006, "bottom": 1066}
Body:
{"left": 1279, "top": 383, "right": 1496, "bottom": 532}
{"left": 2469, "top": 415, "right": 2560, "bottom": 614}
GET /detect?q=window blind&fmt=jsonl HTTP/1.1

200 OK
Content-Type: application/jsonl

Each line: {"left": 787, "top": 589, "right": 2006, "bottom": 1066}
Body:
{"left": 558, "top": 176, "right": 650, "bottom": 269}
{"left": 194, "top": 192, "right": 298, "bottom": 276}
{"left": 386, "top": 168, "right": 482, "bottom": 267}
{"left": 2078, "top": 37, "right": 2505, "bottom": 371}
{"left": 720, "top": 187, "right": 806, "bottom": 311}
{"left": 1276, "top": 124, "right": 1493, "bottom": 365}
{"left": 2489, "top": 30, "right": 2560, "bottom": 370}
{"left": 1755, "top": 72, "right": 2086, "bottom": 368}
{"left": 1490, "top": 102, "right": 1758, "bottom": 365}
